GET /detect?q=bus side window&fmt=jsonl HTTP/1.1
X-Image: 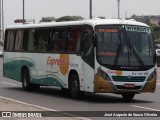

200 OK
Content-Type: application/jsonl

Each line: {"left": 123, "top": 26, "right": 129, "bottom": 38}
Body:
{"left": 67, "top": 31, "right": 74, "bottom": 52}
{"left": 6, "top": 30, "right": 16, "bottom": 50}
{"left": 81, "top": 26, "right": 94, "bottom": 68}
{"left": 49, "top": 29, "right": 57, "bottom": 52}
{"left": 27, "top": 29, "right": 36, "bottom": 51}
{"left": 38, "top": 29, "right": 49, "bottom": 52}
{"left": 84, "top": 34, "right": 94, "bottom": 68}
{"left": 66, "top": 27, "right": 82, "bottom": 52}
{"left": 22, "top": 30, "right": 28, "bottom": 51}
{"left": 54, "top": 28, "right": 66, "bottom": 52}
{"left": 15, "top": 30, "right": 24, "bottom": 51}
{"left": 76, "top": 30, "right": 82, "bottom": 52}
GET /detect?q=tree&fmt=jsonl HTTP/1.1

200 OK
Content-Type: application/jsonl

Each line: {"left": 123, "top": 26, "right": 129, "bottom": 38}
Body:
{"left": 39, "top": 17, "right": 56, "bottom": 23}
{"left": 150, "top": 23, "right": 160, "bottom": 43}
{"left": 56, "top": 16, "right": 84, "bottom": 22}
{"left": 40, "top": 16, "right": 84, "bottom": 23}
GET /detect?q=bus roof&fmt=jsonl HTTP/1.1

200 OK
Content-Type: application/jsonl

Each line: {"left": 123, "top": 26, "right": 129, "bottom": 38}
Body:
{"left": 6, "top": 19, "right": 149, "bottom": 29}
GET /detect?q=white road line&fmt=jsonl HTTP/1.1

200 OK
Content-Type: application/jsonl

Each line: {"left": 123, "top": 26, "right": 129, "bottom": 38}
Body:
{"left": 157, "top": 80, "right": 160, "bottom": 85}
{"left": 130, "top": 105, "right": 160, "bottom": 111}
{"left": 1, "top": 82, "right": 16, "bottom": 86}
{"left": 0, "top": 96, "right": 91, "bottom": 120}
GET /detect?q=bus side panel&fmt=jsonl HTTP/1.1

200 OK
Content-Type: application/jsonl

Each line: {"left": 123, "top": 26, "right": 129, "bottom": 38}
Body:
{"left": 29, "top": 53, "right": 85, "bottom": 89}
{"left": 58, "top": 54, "right": 85, "bottom": 91}
{"left": 3, "top": 52, "right": 36, "bottom": 82}
{"left": 26, "top": 53, "right": 66, "bottom": 87}
{"left": 82, "top": 61, "right": 95, "bottom": 92}
{"left": 3, "top": 52, "right": 22, "bottom": 81}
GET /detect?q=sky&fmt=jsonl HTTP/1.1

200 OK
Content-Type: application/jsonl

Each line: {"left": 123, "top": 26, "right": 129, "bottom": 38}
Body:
{"left": 2, "top": 0, "right": 160, "bottom": 29}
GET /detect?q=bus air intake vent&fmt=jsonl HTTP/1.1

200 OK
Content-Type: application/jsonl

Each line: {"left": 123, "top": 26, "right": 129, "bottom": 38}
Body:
{"left": 112, "top": 76, "right": 146, "bottom": 82}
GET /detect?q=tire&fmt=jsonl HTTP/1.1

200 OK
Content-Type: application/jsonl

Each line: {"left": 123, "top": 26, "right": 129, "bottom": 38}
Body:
{"left": 121, "top": 93, "right": 135, "bottom": 101}
{"left": 69, "top": 74, "right": 82, "bottom": 98}
{"left": 22, "top": 68, "right": 40, "bottom": 91}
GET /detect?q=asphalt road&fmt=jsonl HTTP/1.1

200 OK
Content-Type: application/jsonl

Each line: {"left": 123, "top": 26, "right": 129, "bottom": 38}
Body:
{"left": 0, "top": 57, "right": 160, "bottom": 120}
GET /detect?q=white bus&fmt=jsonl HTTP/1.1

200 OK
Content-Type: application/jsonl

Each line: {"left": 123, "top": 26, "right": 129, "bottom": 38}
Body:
{"left": 3, "top": 19, "right": 157, "bottom": 101}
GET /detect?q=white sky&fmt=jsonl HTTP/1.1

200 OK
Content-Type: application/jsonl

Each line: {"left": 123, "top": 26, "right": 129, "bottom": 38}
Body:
{"left": 2, "top": 0, "right": 160, "bottom": 28}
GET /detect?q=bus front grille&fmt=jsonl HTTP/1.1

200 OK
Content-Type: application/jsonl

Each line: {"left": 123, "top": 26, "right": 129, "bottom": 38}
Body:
{"left": 112, "top": 76, "right": 146, "bottom": 82}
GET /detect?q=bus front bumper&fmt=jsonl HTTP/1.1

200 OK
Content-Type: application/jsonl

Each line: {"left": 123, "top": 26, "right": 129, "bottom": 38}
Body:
{"left": 94, "top": 73, "right": 157, "bottom": 93}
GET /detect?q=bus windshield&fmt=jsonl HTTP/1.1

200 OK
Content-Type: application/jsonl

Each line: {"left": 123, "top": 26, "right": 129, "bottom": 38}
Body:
{"left": 96, "top": 25, "right": 155, "bottom": 70}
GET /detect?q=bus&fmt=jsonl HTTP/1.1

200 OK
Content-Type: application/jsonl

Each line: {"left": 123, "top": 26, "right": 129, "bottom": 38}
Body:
{"left": 3, "top": 19, "right": 157, "bottom": 101}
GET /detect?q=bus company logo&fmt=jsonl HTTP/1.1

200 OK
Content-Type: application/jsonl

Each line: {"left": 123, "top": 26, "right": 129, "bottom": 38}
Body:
{"left": 47, "top": 56, "right": 69, "bottom": 67}
{"left": 128, "top": 75, "right": 132, "bottom": 81}
{"left": 107, "top": 70, "right": 116, "bottom": 74}
{"left": 47, "top": 54, "right": 69, "bottom": 75}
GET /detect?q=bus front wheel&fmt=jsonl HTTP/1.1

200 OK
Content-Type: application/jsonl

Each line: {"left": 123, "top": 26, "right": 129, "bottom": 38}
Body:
{"left": 121, "top": 93, "right": 135, "bottom": 101}
{"left": 22, "top": 68, "right": 40, "bottom": 91}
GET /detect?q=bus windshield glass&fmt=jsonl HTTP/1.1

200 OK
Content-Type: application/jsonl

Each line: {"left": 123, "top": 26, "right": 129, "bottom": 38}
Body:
{"left": 96, "top": 25, "right": 155, "bottom": 69}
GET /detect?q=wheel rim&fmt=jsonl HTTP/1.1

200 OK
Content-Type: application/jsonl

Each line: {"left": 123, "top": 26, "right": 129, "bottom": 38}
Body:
{"left": 72, "top": 79, "right": 78, "bottom": 94}
{"left": 22, "top": 70, "right": 29, "bottom": 88}
{"left": 70, "top": 75, "right": 79, "bottom": 98}
{"left": 23, "top": 74, "right": 27, "bottom": 88}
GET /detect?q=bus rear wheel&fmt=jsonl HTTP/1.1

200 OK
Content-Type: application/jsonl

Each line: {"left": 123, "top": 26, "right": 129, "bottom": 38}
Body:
{"left": 69, "top": 74, "right": 81, "bottom": 98}
{"left": 22, "top": 68, "right": 40, "bottom": 91}
{"left": 121, "top": 93, "right": 135, "bottom": 101}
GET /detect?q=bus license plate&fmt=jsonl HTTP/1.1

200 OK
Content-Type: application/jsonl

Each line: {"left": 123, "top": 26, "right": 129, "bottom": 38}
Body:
{"left": 124, "top": 84, "right": 135, "bottom": 88}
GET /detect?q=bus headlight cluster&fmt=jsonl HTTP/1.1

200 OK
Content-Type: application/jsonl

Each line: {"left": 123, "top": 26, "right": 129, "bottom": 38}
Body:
{"left": 148, "top": 70, "right": 157, "bottom": 81}
{"left": 98, "top": 68, "right": 111, "bottom": 81}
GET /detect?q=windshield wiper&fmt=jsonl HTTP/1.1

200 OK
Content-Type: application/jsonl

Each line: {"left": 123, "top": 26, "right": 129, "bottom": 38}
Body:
{"left": 123, "top": 26, "right": 145, "bottom": 67}
{"left": 128, "top": 39, "right": 145, "bottom": 67}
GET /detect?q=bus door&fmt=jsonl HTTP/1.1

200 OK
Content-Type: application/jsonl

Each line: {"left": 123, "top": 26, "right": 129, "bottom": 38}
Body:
{"left": 82, "top": 33, "right": 95, "bottom": 92}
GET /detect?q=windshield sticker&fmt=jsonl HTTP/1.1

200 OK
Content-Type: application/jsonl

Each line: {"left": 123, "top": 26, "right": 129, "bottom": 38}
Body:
{"left": 98, "top": 29, "right": 118, "bottom": 33}
{"left": 106, "top": 70, "right": 122, "bottom": 76}
{"left": 99, "top": 52, "right": 116, "bottom": 56}
{"left": 125, "top": 26, "right": 151, "bottom": 33}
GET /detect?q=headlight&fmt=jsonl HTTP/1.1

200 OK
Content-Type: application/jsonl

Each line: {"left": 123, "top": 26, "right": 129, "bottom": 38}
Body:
{"left": 98, "top": 68, "right": 111, "bottom": 81}
{"left": 147, "top": 70, "right": 157, "bottom": 81}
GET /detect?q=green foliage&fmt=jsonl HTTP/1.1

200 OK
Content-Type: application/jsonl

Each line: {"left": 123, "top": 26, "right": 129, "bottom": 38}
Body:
{"left": 56, "top": 16, "right": 83, "bottom": 22}
{"left": 129, "top": 14, "right": 150, "bottom": 24}
{"left": 39, "top": 17, "right": 56, "bottom": 22}
{"left": 129, "top": 14, "right": 160, "bottom": 25}
{"left": 149, "top": 23, "right": 160, "bottom": 44}
{"left": 40, "top": 16, "right": 84, "bottom": 23}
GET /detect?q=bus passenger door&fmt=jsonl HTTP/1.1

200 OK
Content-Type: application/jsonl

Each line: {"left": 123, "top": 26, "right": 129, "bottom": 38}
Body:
{"left": 82, "top": 33, "right": 95, "bottom": 92}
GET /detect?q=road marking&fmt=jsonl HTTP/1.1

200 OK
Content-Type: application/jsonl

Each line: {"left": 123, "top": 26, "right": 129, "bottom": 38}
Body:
{"left": 1, "top": 82, "right": 16, "bottom": 86}
{"left": 130, "top": 105, "right": 160, "bottom": 111}
{"left": 0, "top": 96, "right": 91, "bottom": 120}
{"left": 157, "top": 80, "right": 160, "bottom": 85}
